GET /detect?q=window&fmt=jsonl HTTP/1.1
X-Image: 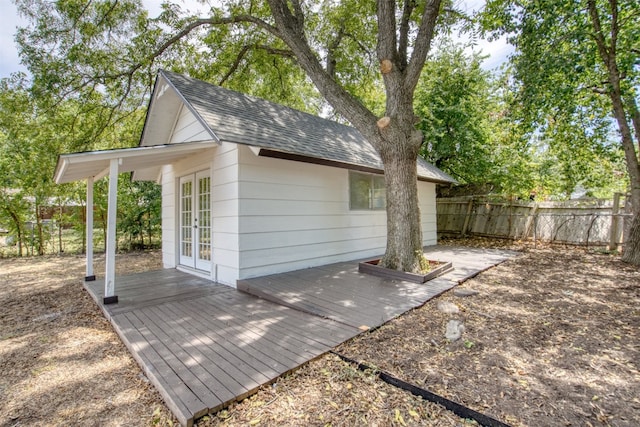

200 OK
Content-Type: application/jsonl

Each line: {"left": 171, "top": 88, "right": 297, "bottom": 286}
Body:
{"left": 349, "top": 171, "right": 386, "bottom": 210}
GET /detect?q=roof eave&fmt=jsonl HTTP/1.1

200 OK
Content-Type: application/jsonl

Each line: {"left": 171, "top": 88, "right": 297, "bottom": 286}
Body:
{"left": 158, "top": 69, "right": 221, "bottom": 144}
{"left": 249, "top": 145, "right": 458, "bottom": 184}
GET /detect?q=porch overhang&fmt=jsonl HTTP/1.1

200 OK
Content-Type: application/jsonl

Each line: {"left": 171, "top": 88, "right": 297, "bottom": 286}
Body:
{"left": 53, "top": 140, "right": 217, "bottom": 305}
{"left": 53, "top": 140, "right": 218, "bottom": 184}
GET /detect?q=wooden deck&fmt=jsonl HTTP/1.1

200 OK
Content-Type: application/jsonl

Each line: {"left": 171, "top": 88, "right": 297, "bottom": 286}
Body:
{"left": 85, "top": 271, "right": 361, "bottom": 426}
{"left": 84, "top": 246, "right": 516, "bottom": 426}
{"left": 238, "top": 246, "right": 516, "bottom": 330}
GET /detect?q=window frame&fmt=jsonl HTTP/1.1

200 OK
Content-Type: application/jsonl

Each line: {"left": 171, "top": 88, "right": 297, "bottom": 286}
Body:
{"left": 349, "top": 171, "right": 386, "bottom": 211}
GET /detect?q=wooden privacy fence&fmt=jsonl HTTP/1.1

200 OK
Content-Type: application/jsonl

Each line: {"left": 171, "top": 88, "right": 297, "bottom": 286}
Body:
{"left": 437, "top": 193, "right": 632, "bottom": 249}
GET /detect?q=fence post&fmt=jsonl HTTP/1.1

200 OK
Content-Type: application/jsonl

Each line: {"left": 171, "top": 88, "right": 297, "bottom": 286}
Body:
{"left": 524, "top": 203, "right": 538, "bottom": 240}
{"left": 609, "top": 192, "right": 621, "bottom": 251}
{"left": 461, "top": 198, "right": 474, "bottom": 237}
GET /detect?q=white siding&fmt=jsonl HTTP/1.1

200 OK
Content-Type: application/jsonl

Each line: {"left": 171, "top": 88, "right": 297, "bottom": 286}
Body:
{"left": 160, "top": 139, "right": 438, "bottom": 285}
{"left": 210, "top": 143, "right": 240, "bottom": 286}
{"left": 169, "top": 105, "right": 211, "bottom": 143}
{"left": 161, "top": 164, "right": 176, "bottom": 268}
{"left": 235, "top": 146, "right": 437, "bottom": 280}
{"left": 418, "top": 181, "right": 437, "bottom": 246}
{"left": 159, "top": 143, "right": 241, "bottom": 286}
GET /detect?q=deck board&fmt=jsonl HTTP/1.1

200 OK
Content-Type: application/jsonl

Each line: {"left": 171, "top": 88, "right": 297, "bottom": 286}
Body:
{"left": 186, "top": 298, "right": 326, "bottom": 363}
{"left": 134, "top": 306, "right": 249, "bottom": 403}
{"left": 161, "top": 300, "right": 289, "bottom": 376}
{"left": 85, "top": 246, "right": 516, "bottom": 426}
{"left": 169, "top": 299, "right": 300, "bottom": 375}
{"left": 237, "top": 247, "right": 517, "bottom": 331}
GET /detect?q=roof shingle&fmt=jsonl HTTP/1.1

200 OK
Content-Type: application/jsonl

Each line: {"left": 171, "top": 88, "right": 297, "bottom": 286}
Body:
{"left": 161, "top": 70, "right": 455, "bottom": 183}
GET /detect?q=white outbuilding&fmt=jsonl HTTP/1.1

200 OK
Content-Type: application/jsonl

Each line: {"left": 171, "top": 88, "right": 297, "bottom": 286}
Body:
{"left": 54, "top": 70, "right": 455, "bottom": 303}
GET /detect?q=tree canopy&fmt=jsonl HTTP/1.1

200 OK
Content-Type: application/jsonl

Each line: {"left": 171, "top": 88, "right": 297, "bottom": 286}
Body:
{"left": 11, "top": 0, "right": 466, "bottom": 271}
{"left": 482, "top": 0, "right": 640, "bottom": 263}
{"left": 1, "top": 0, "right": 635, "bottom": 262}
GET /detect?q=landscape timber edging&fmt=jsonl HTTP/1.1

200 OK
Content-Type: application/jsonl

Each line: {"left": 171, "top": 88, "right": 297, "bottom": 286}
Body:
{"left": 358, "top": 259, "right": 453, "bottom": 283}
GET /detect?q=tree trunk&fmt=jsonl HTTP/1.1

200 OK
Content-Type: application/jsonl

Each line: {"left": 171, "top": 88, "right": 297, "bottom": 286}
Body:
{"left": 81, "top": 201, "right": 86, "bottom": 254}
{"left": 100, "top": 209, "right": 107, "bottom": 251}
{"left": 35, "top": 201, "right": 45, "bottom": 256}
{"left": 587, "top": 0, "right": 640, "bottom": 265}
{"left": 147, "top": 215, "right": 153, "bottom": 249}
{"left": 623, "top": 211, "right": 640, "bottom": 264}
{"left": 7, "top": 208, "right": 24, "bottom": 257}
{"left": 607, "top": 87, "right": 640, "bottom": 265}
{"left": 625, "top": 96, "right": 640, "bottom": 148}
{"left": 58, "top": 205, "right": 63, "bottom": 253}
{"left": 380, "top": 151, "right": 423, "bottom": 272}
{"left": 375, "top": 119, "right": 425, "bottom": 273}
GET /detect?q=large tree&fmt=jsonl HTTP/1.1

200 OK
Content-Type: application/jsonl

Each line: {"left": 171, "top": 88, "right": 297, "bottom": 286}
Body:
{"left": 482, "top": 0, "right": 640, "bottom": 264}
{"left": 16, "top": 0, "right": 457, "bottom": 272}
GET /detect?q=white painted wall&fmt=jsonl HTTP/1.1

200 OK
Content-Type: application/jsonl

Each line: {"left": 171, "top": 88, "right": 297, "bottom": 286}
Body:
{"left": 418, "top": 180, "right": 438, "bottom": 246}
{"left": 160, "top": 101, "right": 438, "bottom": 285}
{"left": 160, "top": 164, "right": 176, "bottom": 268}
{"left": 160, "top": 143, "right": 241, "bottom": 286}
{"left": 235, "top": 146, "right": 438, "bottom": 280}
{"left": 209, "top": 142, "right": 240, "bottom": 285}
{"left": 169, "top": 105, "right": 211, "bottom": 143}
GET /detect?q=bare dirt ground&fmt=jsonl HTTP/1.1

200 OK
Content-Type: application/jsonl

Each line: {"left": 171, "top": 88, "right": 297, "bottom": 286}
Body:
{"left": 0, "top": 252, "right": 173, "bottom": 426}
{"left": 1, "top": 240, "right": 639, "bottom": 427}
{"left": 338, "top": 238, "right": 640, "bottom": 427}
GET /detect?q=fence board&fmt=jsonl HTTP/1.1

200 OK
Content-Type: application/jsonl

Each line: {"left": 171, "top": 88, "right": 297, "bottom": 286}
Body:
{"left": 437, "top": 195, "right": 632, "bottom": 247}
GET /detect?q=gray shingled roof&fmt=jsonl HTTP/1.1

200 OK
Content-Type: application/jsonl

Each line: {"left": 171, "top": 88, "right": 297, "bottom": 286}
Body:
{"left": 161, "top": 70, "right": 455, "bottom": 184}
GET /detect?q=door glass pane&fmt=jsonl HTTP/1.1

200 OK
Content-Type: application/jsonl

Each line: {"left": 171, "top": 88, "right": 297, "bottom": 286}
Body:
{"left": 181, "top": 180, "right": 192, "bottom": 258}
{"left": 198, "top": 176, "right": 211, "bottom": 262}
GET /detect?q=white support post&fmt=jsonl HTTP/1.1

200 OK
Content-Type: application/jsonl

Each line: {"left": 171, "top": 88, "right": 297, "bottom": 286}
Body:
{"left": 85, "top": 176, "right": 95, "bottom": 281}
{"left": 104, "top": 158, "right": 119, "bottom": 304}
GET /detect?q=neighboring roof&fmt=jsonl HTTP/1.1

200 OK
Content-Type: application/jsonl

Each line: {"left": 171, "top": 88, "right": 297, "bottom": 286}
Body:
{"left": 53, "top": 141, "right": 217, "bottom": 184}
{"left": 153, "top": 70, "right": 455, "bottom": 184}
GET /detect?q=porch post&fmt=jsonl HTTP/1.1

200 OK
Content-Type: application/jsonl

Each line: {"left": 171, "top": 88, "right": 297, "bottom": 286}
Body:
{"left": 104, "top": 158, "right": 119, "bottom": 304}
{"left": 85, "top": 176, "right": 95, "bottom": 281}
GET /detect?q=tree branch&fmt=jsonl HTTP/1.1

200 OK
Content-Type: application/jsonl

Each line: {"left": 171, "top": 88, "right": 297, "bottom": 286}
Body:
{"left": 95, "top": 0, "right": 120, "bottom": 29}
{"left": 376, "top": 0, "right": 398, "bottom": 62}
{"left": 290, "top": 0, "right": 305, "bottom": 27}
{"left": 587, "top": 0, "right": 611, "bottom": 63}
{"left": 266, "top": 0, "right": 377, "bottom": 135}
{"left": 610, "top": 0, "right": 618, "bottom": 56}
{"left": 326, "top": 21, "right": 346, "bottom": 78}
{"left": 219, "top": 45, "right": 251, "bottom": 86}
{"left": 405, "top": 0, "right": 442, "bottom": 94}
{"left": 219, "top": 44, "right": 294, "bottom": 86}
{"left": 148, "top": 16, "right": 280, "bottom": 70}
{"left": 398, "top": 0, "right": 415, "bottom": 69}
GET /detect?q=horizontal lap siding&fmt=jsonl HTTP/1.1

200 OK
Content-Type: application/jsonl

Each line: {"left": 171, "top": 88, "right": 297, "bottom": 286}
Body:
{"left": 161, "top": 164, "right": 176, "bottom": 268}
{"left": 210, "top": 143, "right": 240, "bottom": 286}
{"left": 170, "top": 105, "right": 210, "bottom": 143}
{"left": 237, "top": 146, "right": 387, "bottom": 279}
{"left": 418, "top": 182, "right": 437, "bottom": 245}
{"left": 160, "top": 102, "right": 204, "bottom": 268}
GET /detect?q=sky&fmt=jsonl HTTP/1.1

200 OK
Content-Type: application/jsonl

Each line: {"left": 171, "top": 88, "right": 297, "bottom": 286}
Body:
{"left": 0, "top": 0, "right": 513, "bottom": 80}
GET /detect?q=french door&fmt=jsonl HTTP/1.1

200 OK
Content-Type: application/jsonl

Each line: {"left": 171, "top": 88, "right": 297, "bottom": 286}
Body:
{"left": 179, "top": 171, "right": 211, "bottom": 271}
